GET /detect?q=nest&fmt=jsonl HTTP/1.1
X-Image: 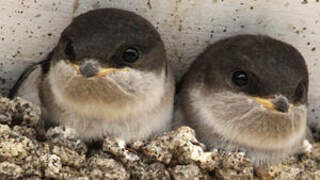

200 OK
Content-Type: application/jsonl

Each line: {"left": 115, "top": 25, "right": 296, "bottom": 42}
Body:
{"left": 0, "top": 96, "right": 319, "bottom": 180}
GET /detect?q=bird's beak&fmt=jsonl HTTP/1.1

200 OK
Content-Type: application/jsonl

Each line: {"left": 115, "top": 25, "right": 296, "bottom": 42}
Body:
{"left": 70, "top": 63, "right": 129, "bottom": 78}
{"left": 252, "top": 97, "right": 276, "bottom": 110}
{"left": 252, "top": 96, "right": 292, "bottom": 113}
{"left": 95, "top": 67, "right": 130, "bottom": 77}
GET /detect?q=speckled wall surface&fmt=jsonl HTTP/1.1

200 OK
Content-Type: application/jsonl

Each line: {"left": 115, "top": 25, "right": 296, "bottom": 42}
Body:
{"left": 0, "top": 0, "right": 319, "bottom": 124}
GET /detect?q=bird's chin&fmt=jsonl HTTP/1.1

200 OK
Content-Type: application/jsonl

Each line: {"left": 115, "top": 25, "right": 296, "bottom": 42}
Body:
{"left": 227, "top": 103, "right": 307, "bottom": 150}
{"left": 49, "top": 60, "right": 132, "bottom": 106}
{"left": 189, "top": 90, "right": 307, "bottom": 150}
{"left": 49, "top": 59, "right": 166, "bottom": 118}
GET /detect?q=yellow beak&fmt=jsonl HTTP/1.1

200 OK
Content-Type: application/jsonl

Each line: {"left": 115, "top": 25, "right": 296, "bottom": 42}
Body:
{"left": 252, "top": 97, "right": 276, "bottom": 111}
{"left": 71, "top": 64, "right": 129, "bottom": 77}
{"left": 252, "top": 97, "right": 293, "bottom": 112}
{"left": 95, "top": 67, "right": 130, "bottom": 77}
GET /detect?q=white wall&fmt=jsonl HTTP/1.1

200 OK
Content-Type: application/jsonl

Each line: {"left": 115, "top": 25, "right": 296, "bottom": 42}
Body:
{"left": 0, "top": 0, "right": 319, "bottom": 124}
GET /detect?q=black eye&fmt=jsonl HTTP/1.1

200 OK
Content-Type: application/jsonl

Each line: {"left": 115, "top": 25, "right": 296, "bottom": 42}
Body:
{"left": 122, "top": 47, "right": 139, "bottom": 63}
{"left": 64, "top": 37, "right": 76, "bottom": 60}
{"left": 232, "top": 70, "right": 249, "bottom": 87}
{"left": 294, "top": 81, "right": 306, "bottom": 103}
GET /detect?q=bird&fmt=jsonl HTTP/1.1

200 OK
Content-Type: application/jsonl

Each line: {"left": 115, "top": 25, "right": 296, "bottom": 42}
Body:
{"left": 175, "top": 34, "right": 309, "bottom": 166}
{"left": 9, "top": 8, "right": 175, "bottom": 142}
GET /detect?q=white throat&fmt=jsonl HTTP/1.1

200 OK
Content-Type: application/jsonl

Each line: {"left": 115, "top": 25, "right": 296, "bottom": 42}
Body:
{"left": 47, "top": 60, "right": 171, "bottom": 141}
{"left": 187, "top": 89, "right": 307, "bottom": 150}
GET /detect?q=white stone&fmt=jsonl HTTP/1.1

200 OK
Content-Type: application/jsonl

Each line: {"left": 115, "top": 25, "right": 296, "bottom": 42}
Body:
{"left": 302, "top": 139, "right": 313, "bottom": 153}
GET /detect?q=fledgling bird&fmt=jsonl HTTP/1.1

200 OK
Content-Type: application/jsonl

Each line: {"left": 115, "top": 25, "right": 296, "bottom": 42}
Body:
{"left": 10, "top": 8, "right": 175, "bottom": 142}
{"left": 175, "top": 34, "right": 309, "bottom": 166}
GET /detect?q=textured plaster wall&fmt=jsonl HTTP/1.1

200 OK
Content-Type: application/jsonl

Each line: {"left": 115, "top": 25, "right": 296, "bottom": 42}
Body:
{"left": 0, "top": 0, "right": 319, "bottom": 124}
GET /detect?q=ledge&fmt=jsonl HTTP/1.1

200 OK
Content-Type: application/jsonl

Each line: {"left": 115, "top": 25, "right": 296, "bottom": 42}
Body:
{"left": 0, "top": 96, "right": 319, "bottom": 179}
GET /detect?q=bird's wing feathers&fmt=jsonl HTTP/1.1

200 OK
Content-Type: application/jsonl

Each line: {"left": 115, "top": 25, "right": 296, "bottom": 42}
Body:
{"left": 9, "top": 54, "right": 51, "bottom": 107}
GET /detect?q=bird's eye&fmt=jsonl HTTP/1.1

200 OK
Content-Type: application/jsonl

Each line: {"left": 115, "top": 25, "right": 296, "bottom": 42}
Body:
{"left": 64, "top": 37, "right": 76, "bottom": 60}
{"left": 294, "top": 81, "right": 306, "bottom": 103}
{"left": 232, "top": 70, "right": 249, "bottom": 87}
{"left": 122, "top": 47, "right": 139, "bottom": 63}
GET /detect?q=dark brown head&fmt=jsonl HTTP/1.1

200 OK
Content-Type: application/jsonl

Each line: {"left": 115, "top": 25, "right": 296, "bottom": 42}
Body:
{"left": 181, "top": 35, "right": 308, "bottom": 151}
{"left": 53, "top": 8, "right": 164, "bottom": 74}
{"left": 185, "top": 34, "right": 308, "bottom": 104}
{"left": 48, "top": 8, "right": 168, "bottom": 113}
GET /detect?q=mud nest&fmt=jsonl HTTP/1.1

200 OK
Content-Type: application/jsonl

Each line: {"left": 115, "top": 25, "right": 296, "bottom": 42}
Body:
{"left": 0, "top": 96, "right": 319, "bottom": 180}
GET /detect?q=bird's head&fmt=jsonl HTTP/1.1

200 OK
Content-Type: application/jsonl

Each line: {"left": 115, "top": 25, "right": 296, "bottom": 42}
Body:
{"left": 48, "top": 8, "right": 167, "bottom": 114}
{"left": 183, "top": 35, "right": 308, "bottom": 150}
